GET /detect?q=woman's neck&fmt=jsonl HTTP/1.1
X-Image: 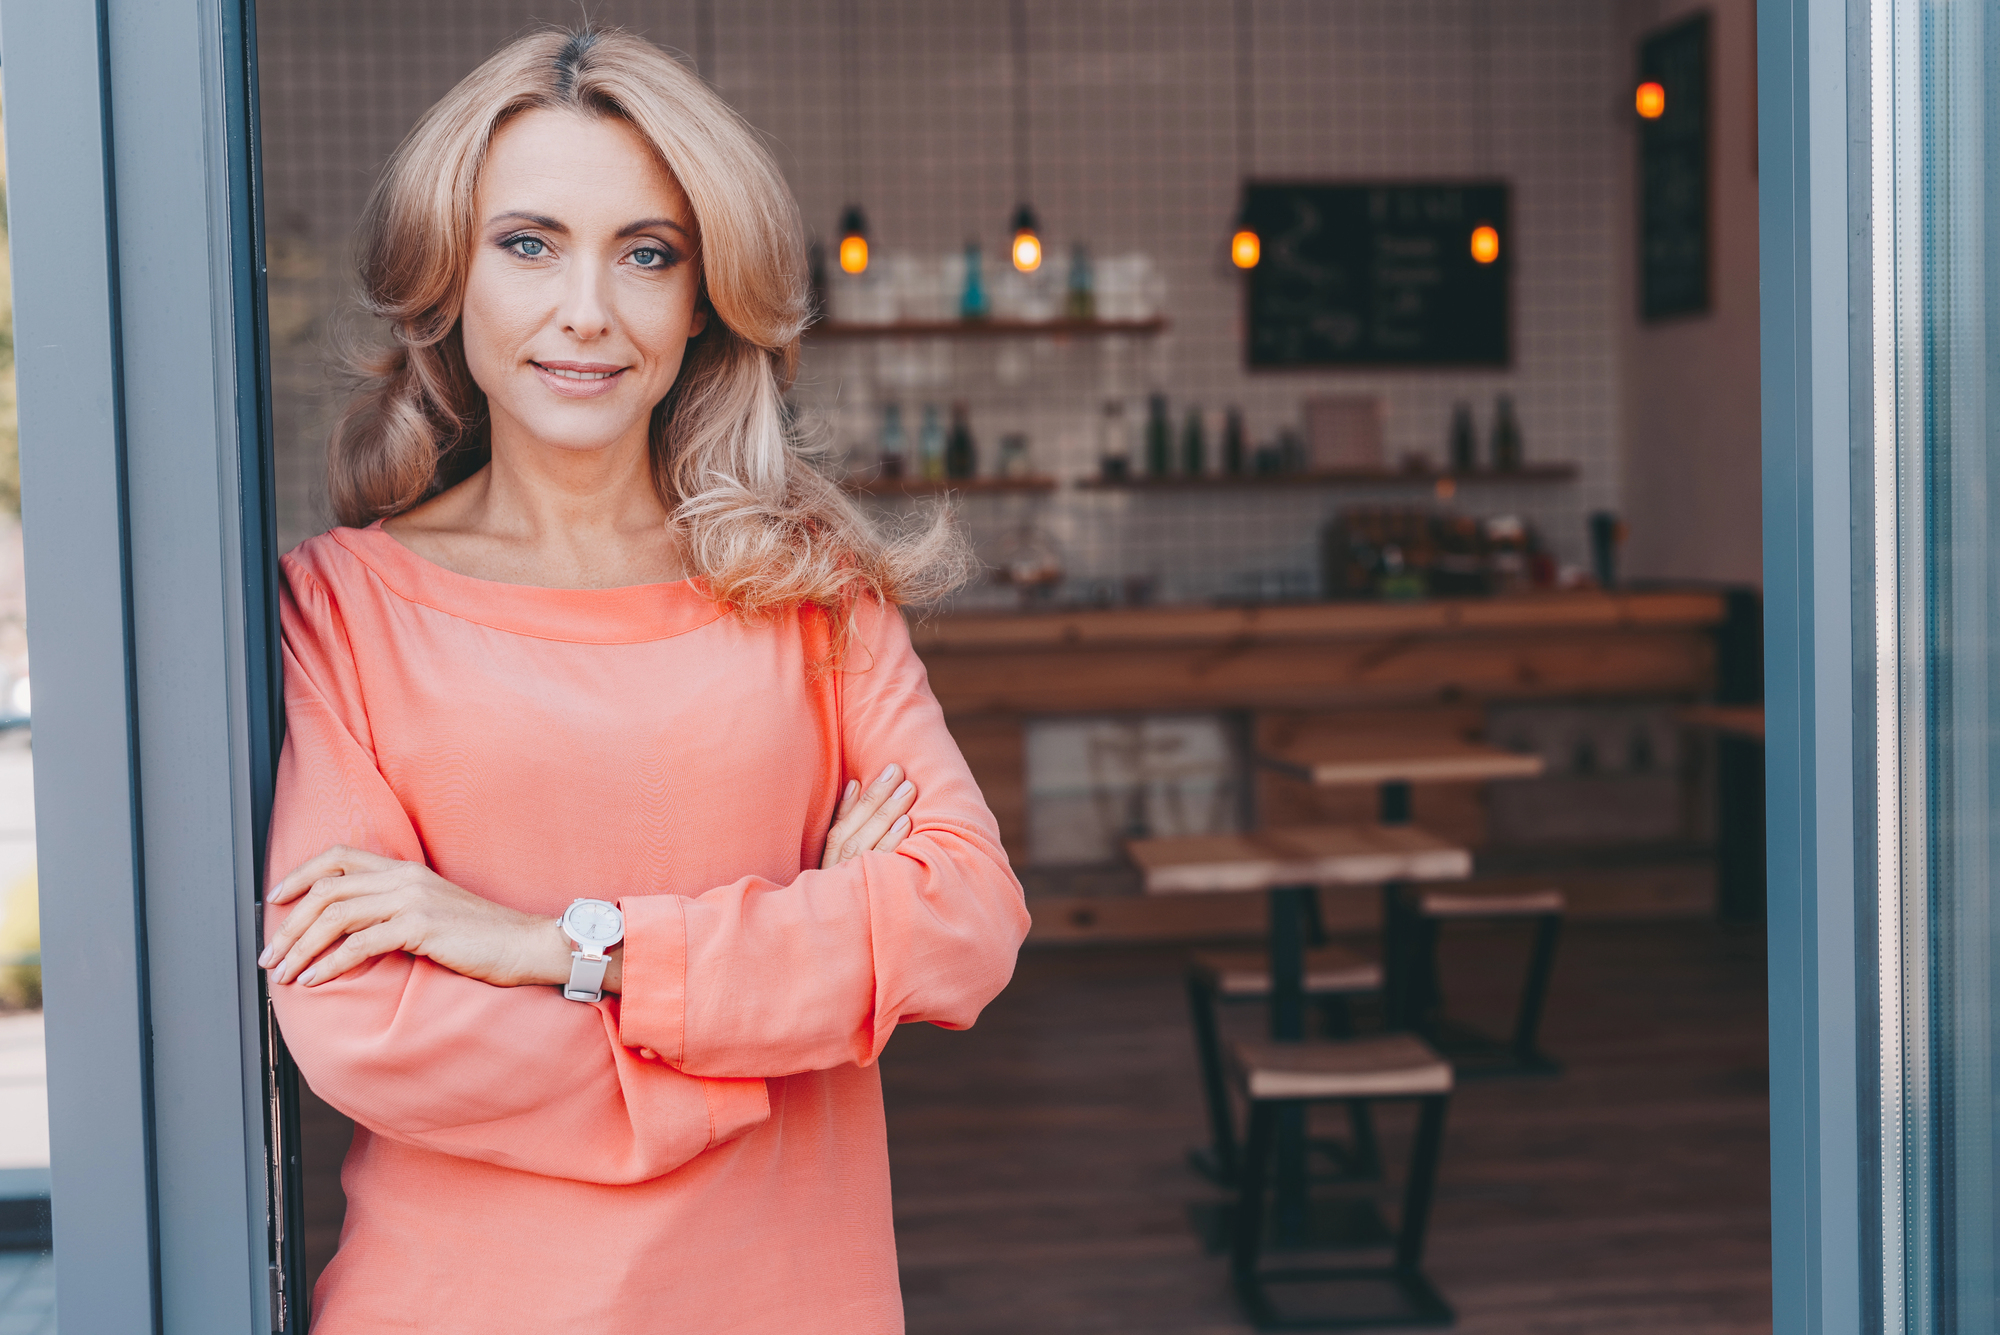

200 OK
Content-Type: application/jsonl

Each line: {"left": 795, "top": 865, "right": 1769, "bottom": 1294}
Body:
{"left": 381, "top": 428, "right": 688, "bottom": 590}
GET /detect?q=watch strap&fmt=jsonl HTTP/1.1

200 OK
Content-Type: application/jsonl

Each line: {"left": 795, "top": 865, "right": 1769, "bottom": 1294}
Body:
{"left": 563, "top": 950, "right": 610, "bottom": 1003}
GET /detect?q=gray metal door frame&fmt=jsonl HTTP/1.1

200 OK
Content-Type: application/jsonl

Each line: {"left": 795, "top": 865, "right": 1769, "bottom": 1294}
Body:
{"left": 0, "top": 0, "right": 287, "bottom": 1330}
{"left": 0, "top": 0, "right": 1938, "bottom": 1329}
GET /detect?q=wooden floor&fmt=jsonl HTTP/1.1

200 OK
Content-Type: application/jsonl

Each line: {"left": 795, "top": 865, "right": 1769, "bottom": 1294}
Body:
{"left": 297, "top": 918, "right": 1771, "bottom": 1332}
{"left": 884, "top": 920, "right": 1771, "bottom": 1334}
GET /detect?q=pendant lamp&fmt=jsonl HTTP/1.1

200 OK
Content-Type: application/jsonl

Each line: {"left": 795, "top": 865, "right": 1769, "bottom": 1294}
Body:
{"left": 838, "top": 205, "right": 870, "bottom": 275}
{"left": 1008, "top": 0, "right": 1043, "bottom": 273}
{"left": 835, "top": 0, "right": 870, "bottom": 274}
{"left": 1229, "top": 0, "right": 1260, "bottom": 270}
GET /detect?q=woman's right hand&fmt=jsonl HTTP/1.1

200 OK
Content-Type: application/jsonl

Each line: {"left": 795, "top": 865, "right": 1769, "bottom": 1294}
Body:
{"left": 822, "top": 763, "right": 916, "bottom": 869}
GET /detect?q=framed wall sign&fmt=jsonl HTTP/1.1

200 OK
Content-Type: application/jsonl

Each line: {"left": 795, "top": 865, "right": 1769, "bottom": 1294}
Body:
{"left": 1243, "top": 181, "right": 1510, "bottom": 369}
{"left": 1638, "top": 13, "right": 1711, "bottom": 320}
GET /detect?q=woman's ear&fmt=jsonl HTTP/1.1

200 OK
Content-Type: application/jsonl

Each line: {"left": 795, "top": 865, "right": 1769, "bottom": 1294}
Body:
{"left": 689, "top": 303, "right": 710, "bottom": 338}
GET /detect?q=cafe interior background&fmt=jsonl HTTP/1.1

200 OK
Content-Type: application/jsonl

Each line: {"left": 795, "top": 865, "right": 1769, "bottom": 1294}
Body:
{"left": 255, "top": 0, "right": 1767, "bottom": 1330}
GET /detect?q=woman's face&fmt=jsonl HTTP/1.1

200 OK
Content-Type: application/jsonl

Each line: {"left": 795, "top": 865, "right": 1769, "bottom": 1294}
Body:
{"left": 461, "top": 108, "right": 708, "bottom": 462}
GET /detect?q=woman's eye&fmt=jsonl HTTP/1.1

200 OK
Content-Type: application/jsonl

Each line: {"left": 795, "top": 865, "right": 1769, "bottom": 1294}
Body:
{"left": 506, "top": 237, "right": 547, "bottom": 258}
{"left": 631, "top": 247, "right": 669, "bottom": 269}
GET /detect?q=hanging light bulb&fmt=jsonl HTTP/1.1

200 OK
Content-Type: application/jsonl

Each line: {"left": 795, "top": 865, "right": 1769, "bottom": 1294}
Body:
{"left": 1231, "top": 224, "right": 1261, "bottom": 270}
{"left": 837, "top": 205, "right": 870, "bottom": 275}
{"left": 1470, "top": 224, "right": 1501, "bottom": 265}
{"left": 1011, "top": 203, "right": 1043, "bottom": 273}
{"left": 1635, "top": 80, "right": 1666, "bottom": 120}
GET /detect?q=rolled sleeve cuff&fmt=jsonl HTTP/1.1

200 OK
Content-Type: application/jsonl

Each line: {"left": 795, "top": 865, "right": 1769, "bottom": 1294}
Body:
{"left": 616, "top": 894, "right": 689, "bottom": 1062}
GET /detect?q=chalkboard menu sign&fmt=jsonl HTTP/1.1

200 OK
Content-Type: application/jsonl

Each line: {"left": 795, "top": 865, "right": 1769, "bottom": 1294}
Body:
{"left": 1638, "top": 14, "right": 1710, "bottom": 319}
{"left": 1244, "top": 182, "right": 1509, "bottom": 369}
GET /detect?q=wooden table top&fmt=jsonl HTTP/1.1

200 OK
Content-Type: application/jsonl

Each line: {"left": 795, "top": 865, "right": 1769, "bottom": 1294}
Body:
{"left": 1259, "top": 735, "right": 1546, "bottom": 787}
{"left": 1126, "top": 825, "right": 1473, "bottom": 896}
{"left": 1678, "top": 704, "right": 1765, "bottom": 741}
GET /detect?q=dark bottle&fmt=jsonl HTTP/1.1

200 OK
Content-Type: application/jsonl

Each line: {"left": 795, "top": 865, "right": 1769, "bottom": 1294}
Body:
{"left": 1448, "top": 402, "right": 1477, "bottom": 473}
{"left": 945, "top": 402, "right": 978, "bottom": 479}
{"left": 1491, "top": 394, "right": 1523, "bottom": 471}
{"left": 1221, "top": 407, "right": 1247, "bottom": 476}
{"left": 1181, "top": 407, "right": 1207, "bottom": 476}
{"left": 1277, "top": 426, "right": 1307, "bottom": 473}
{"left": 1145, "top": 393, "right": 1173, "bottom": 477}
{"left": 878, "top": 401, "right": 907, "bottom": 479}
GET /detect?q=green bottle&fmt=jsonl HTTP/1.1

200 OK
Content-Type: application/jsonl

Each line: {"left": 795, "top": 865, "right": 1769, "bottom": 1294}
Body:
{"left": 1145, "top": 394, "right": 1172, "bottom": 477}
{"left": 1064, "top": 243, "right": 1095, "bottom": 320}
{"left": 1181, "top": 407, "right": 1207, "bottom": 477}
{"left": 918, "top": 404, "right": 945, "bottom": 481}
{"left": 959, "top": 242, "right": 989, "bottom": 321}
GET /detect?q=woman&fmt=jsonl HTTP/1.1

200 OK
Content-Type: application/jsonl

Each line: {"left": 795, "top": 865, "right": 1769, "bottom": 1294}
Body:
{"left": 257, "top": 27, "right": 1028, "bottom": 1333}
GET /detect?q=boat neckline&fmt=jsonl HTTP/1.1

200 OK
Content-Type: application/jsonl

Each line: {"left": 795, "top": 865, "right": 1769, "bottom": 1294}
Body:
{"left": 322, "top": 522, "right": 726, "bottom": 645}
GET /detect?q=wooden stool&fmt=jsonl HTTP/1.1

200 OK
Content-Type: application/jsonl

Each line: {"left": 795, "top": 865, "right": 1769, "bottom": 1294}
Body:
{"left": 1391, "top": 887, "right": 1565, "bottom": 1075}
{"left": 1229, "top": 1034, "right": 1454, "bottom": 1329}
{"left": 1186, "top": 945, "right": 1385, "bottom": 1185}
{"left": 1128, "top": 826, "right": 1470, "bottom": 1228}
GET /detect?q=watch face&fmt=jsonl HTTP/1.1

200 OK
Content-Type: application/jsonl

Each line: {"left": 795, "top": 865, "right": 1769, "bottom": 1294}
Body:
{"left": 563, "top": 899, "right": 623, "bottom": 947}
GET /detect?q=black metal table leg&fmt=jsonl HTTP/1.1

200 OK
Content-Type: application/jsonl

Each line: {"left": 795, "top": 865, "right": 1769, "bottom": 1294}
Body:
{"left": 1379, "top": 779, "right": 1413, "bottom": 1034}
{"left": 1379, "top": 779, "right": 1412, "bottom": 826}
{"left": 1267, "top": 882, "right": 1312, "bottom": 1245}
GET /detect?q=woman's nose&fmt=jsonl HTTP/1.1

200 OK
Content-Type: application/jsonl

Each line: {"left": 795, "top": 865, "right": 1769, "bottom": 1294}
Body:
{"left": 557, "top": 260, "right": 613, "bottom": 339}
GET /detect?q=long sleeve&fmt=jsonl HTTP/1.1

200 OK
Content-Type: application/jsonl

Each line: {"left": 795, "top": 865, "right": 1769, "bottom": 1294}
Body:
{"left": 616, "top": 598, "right": 1032, "bottom": 1078}
{"left": 265, "top": 564, "right": 769, "bottom": 1185}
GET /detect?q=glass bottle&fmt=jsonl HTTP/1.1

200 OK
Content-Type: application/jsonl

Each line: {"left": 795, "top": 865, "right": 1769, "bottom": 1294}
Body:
{"left": 1448, "top": 402, "right": 1477, "bottom": 473}
{"left": 945, "top": 402, "right": 978, "bottom": 479}
{"left": 1064, "top": 243, "right": 1095, "bottom": 321}
{"left": 1097, "top": 400, "right": 1130, "bottom": 480}
{"left": 878, "top": 402, "right": 906, "bottom": 479}
{"left": 1491, "top": 394, "right": 1523, "bottom": 471}
{"left": 917, "top": 404, "right": 945, "bottom": 481}
{"left": 1222, "top": 407, "right": 1247, "bottom": 476}
{"left": 959, "top": 241, "right": 989, "bottom": 321}
{"left": 1180, "top": 406, "right": 1207, "bottom": 477}
{"left": 1145, "top": 393, "right": 1172, "bottom": 478}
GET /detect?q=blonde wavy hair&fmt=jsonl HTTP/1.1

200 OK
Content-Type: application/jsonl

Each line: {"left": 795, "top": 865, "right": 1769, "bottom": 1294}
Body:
{"left": 329, "top": 26, "right": 969, "bottom": 618}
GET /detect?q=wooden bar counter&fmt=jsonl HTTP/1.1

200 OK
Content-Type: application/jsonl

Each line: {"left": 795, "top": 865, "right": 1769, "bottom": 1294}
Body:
{"left": 909, "top": 589, "right": 1728, "bottom": 910}
{"left": 913, "top": 589, "right": 1724, "bottom": 716}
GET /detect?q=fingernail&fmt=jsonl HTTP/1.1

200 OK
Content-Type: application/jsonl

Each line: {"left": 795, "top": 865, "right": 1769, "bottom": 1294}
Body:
{"left": 257, "top": 947, "right": 274, "bottom": 968}
{"left": 299, "top": 968, "right": 317, "bottom": 986}
{"left": 890, "top": 815, "right": 911, "bottom": 837}
{"left": 877, "top": 763, "right": 901, "bottom": 785}
{"left": 843, "top": 779, "right": 859, "bottom": 803}
{"left": 893, "top": 781, "right": 914, "bottom": 801}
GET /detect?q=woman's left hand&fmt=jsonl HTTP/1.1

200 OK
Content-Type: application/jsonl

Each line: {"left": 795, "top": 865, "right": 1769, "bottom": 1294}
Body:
{"left": 259, "top": 846, "right": 577, "bottom": 991}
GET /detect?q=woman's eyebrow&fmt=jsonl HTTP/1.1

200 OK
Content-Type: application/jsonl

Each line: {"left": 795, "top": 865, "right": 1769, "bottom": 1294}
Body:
{"left": 616, "top": 217, "right": 691, "bottom": 239}
{"left": 489, "top": 210, "right": 565, "bottom": 232}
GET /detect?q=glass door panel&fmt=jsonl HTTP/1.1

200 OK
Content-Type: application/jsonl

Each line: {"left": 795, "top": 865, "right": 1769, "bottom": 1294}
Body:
{"left": 1871, "top": 0, "right": 2000, "bottom": 1327}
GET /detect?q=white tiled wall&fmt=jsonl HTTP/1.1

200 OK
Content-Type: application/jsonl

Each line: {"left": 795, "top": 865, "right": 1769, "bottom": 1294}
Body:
{"left": 258, "top": 0, "right": 1627, "bottom": 591}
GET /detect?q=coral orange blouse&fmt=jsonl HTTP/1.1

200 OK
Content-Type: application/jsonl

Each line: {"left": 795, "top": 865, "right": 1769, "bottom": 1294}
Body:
{"left": 266, "top": 525, "right": 1029, "bottom": 1334}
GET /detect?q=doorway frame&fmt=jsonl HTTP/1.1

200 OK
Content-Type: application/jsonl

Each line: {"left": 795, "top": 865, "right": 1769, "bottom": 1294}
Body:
{"left": 0, "top": 0, "right": 1895, "bottom": 1330}
{"left": 1759, "top": 0, "right": 1872, "bottom": 1331}
{"left": 0, "top": 0, "right": 288, "bottom": 1330}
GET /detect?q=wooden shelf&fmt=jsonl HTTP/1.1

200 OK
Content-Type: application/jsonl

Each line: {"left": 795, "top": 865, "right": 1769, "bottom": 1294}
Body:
{"left": 843, "top": 475, "right": 1058, "bottom": 497}
{"left": 807, "top": 316, "right": 1169, "bottom": 339}
{"left": 1076, "top": 464, "right": 1576, "bottom": 490}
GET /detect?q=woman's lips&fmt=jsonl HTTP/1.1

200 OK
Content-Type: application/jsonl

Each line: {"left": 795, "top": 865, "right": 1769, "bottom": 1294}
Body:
{"left": 532, "top": 360, "right": 628, "bottom": 399}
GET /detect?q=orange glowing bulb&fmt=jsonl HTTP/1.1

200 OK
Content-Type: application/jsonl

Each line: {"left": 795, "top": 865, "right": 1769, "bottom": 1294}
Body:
{"left": 1012, "top": 230, "right": 1042, "bottom": 273}
{"left": 1230, "top": 229, "right": 1261, "bottom": 269}
{"left": 838, "top": 233, "right": 869, "bottom": 275}
{"left": 1470, "top": 225, "right": 1500, "bottom": 265}
{"left": 1635, "top": 81, "right": 1666, "bottom": 119}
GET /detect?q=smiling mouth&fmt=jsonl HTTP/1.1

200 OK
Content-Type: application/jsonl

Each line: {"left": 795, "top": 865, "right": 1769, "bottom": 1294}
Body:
{"left": 533, "top": 362, "right": 625, "bottom": 381}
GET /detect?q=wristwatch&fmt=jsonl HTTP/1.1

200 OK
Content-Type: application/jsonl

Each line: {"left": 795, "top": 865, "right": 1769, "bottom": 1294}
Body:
{"left": 558, "top": 898, "right": 625, "bottom": 1002}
